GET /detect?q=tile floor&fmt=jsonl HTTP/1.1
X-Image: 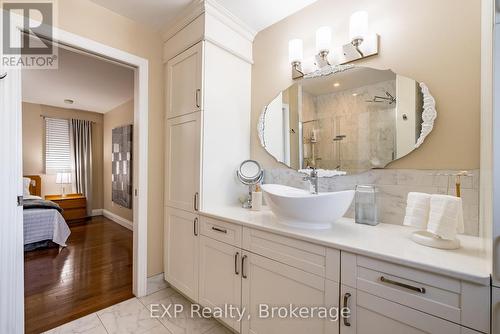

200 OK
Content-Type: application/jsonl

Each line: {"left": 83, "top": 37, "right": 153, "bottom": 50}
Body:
{"left": 44, "top": 287, "right": 233, "bottom": 334}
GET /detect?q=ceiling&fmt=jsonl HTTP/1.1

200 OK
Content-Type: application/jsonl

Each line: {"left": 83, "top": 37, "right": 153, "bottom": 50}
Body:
{"left": 214, "top": 0, "right": 318, "bottom": 32}
{"left": 89, "top": 0, "right": 318, "bottom": 32}
{"left": 90, "top": 0, "right": 192, "bottom": 31}
{"left": 22, "top": 46, "right": 134, "bottom": 113}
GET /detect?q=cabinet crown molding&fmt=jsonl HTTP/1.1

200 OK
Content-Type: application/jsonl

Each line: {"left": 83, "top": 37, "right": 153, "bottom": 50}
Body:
{"left": 161, "top": 0, "right": 256, "bottom": 43}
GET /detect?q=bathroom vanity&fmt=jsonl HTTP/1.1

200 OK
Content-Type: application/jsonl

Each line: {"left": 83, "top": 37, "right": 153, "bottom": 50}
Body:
{"left": 165, "top": 206, "right": 490, "bottom": 334}
{"left": 162, "top": 3, "right": 490, "bottom": 334}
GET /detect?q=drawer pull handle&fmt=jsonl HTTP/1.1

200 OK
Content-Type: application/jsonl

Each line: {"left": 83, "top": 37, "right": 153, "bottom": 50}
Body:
{"left": 211, "top": 226, "right": 227, "bottom": 234}
{"left": 235, "top": 252, "right": 240, "bottom": 275}
{"left": 343, "top": 293, "right": 351, "bottom": 327}
{"left": 193, "top": 217, "right": 199, "bottom": 236}
{"left": 241, "top": 255, "right": 248, "bottom": 279}
{"left": 194, "top": 192, "right": 199, "bottom": 211}
{"left": 380, "top": 276, "right": 426, "bottom": 294}
{"left": 195, "top": 88, "right": 201, "bottom": 108}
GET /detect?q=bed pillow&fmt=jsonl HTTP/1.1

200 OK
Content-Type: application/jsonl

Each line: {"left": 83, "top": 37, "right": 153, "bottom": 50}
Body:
{"left": 23, "top": 177, "right": 31, "bottom": 197}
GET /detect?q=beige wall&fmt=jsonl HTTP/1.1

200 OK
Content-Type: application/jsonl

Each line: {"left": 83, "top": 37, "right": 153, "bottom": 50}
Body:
{"left": 55, "top": 0, "right": 164, "bottom": 276}
{"left": 251, "top": 0, "right": 481, "bottom": 170}
{"left": 22, "top": 102, "right": 104, "bottom": 210}
{"left": 103, "top": 100, "right": 134, "bottom": 222}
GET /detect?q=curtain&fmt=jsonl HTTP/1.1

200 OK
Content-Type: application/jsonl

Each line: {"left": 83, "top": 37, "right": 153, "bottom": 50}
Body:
{"left": 70, "top": 119, "right": 93, "bottom": 216}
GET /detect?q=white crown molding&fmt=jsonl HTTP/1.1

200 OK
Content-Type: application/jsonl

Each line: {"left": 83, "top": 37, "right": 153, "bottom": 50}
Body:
{"left": 204, "top": 0, "right": 256, "bottom": 42}
{"left": 204, "top": 38, "right": 253, "bottom": 64}
{"left": 161, "top": 0, "right": 205, "bottom": 41}
{"left": 161, "top": 0, "right": 256, "bottom": 43}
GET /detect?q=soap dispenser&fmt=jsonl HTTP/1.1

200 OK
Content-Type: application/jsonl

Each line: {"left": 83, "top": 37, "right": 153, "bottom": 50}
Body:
{"left": 355, "top": 185, "right": 379, "bottom": 226}
{"left": 251, "top": 184, "right": 263, "bottom": 211}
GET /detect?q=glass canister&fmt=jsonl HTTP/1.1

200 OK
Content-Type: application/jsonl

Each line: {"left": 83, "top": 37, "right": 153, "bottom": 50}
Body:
{"left": 355, "top": 185, "right": 379, "bottom": 226}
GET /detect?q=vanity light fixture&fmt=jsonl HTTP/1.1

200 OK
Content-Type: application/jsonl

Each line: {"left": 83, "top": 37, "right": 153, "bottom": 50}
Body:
{"left": 288, "top": 11, "right": 379, "bottom": 80}
{"left": 289, "top": 38, "right": 304, "bottom": 79}
{"left": 315, "top": 26, "right": 332, "bottom": 68}
{"left": 349, "top": 11, "right": 368, "bottom": 51}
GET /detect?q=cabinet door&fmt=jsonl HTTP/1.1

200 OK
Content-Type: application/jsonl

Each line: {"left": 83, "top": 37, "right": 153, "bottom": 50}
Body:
{"left": 166, "top": 42, "right": 203, "bottom": 119}
{"left": 241, "top": 251, "right": 338, "bottom": 334}
{"left": 199, "top": 236, "right": 242, "bottom": 332}
{"left": 165, "top": 112, "right": 201, "bottom": 212}
{"left": 339, "top": 285, "right": 462, "bottom": 334}
{"left": 164, "top": 207, "right": 199, "bottom": 301}
{"left": 493, "top": 287, "right": 500, "bottom": 334}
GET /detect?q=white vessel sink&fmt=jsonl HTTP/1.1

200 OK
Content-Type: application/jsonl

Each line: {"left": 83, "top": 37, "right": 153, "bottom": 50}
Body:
{"left": 261, "top": 184, "right": 355, "bottom": 229}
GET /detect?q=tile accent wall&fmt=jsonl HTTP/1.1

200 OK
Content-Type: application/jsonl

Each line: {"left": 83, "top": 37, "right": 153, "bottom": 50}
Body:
{"left": 263, "top": 169, "right": 480, "bottom": 236}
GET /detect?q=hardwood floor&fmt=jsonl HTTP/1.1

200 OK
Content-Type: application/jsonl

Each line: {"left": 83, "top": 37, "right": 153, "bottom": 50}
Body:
{"left": 24, "top": 216, "right": 133, "bottom": 334}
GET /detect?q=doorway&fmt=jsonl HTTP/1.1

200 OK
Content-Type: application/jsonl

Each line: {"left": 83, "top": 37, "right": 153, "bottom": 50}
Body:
{"left": 22, "top": 42, "right": 138, "bottom": 333}
{"left": 0, "top": 15, "right": 149, "bottom": 333}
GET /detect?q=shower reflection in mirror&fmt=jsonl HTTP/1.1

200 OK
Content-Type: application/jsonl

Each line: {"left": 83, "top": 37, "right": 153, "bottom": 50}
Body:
{"left": 258, "top": 67, "right": 432, "bottom": 175}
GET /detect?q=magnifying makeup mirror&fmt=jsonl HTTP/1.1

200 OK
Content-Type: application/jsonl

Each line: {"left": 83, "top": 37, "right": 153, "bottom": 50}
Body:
{"left": 237, "top": 160, "right": 264, "bottom": 208}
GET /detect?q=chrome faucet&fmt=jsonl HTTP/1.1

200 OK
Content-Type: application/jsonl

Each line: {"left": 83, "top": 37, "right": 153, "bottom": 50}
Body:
{"left": 303, "top": 168, "right": 319, "bottom": 194}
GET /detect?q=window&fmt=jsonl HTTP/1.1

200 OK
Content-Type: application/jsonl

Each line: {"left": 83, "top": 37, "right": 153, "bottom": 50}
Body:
{"left": 45, "top": 117, "right": 72, "bottom": 174}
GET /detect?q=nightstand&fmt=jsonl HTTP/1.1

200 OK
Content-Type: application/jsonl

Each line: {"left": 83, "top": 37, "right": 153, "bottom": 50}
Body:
{"left": 45, "top": 194, "right": 88, "bottom": 222}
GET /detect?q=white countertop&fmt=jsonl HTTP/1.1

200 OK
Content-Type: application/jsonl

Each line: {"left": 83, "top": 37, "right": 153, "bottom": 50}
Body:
{"left": 201, "top": 206, "right": 491, "bottom": 286}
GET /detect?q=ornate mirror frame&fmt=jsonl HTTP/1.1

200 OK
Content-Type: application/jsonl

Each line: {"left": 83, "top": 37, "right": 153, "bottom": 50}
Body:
{"left": 257, "top": 65, "right": 437, "bottom": 169}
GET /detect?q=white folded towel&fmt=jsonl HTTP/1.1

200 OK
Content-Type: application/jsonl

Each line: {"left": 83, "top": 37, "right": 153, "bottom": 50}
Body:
{"left": 403, "top": 192, "right": 431, "bottom": 229}
{"left": 299, "top": 169, "right": 347, "bottom": 178}
{"left": 427, "top": 195, "right": 464, "bottom": 240}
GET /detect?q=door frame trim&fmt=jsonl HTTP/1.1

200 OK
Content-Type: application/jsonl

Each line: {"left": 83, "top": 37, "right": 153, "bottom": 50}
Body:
{"left": 12, "top": 14, "right": 149, "bottom": 298}
{"left": 52, "top": 24, "right": 149, "bottom": 299}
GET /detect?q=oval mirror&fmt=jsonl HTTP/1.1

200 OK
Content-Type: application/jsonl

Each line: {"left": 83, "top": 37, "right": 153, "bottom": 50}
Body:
{"left": 258, "top": 66, "right": 436, "bottom": 174}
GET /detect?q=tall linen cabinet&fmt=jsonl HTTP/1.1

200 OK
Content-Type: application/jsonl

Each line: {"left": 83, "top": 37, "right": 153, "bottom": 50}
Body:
{"left": 163, "top": 1, "right": 254, "bottom": 302}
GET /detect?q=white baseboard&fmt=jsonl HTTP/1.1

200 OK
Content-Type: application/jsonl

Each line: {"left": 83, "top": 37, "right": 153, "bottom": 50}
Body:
{"left": 102, "top": 209, "right": 133, "bottom": 231}
{"left": 91, "top": 209, "right": 103, "bottom": 216}
{"left": 146, "top": 273, "right": 169, "bottom": 295}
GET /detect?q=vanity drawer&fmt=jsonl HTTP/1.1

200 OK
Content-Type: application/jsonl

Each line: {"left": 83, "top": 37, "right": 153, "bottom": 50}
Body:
{"left": 340, "top": 286, "right": 482, "bottom": 334}
{"left": 341, "top": 252, "right": 490, "bottom": 333}
{"left": 200, "top": 216, "right": 242, "bottom": 247}
{"left": 242, "top": 227, "right": 340, "bottom": 280}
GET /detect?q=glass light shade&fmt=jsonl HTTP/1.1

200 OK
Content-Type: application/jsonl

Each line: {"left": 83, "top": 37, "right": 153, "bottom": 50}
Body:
{"left": 315, "top": 26, "right": 332, "bottom": 53}
{"left": 288, "top": 39, "right": 303, "bottom": 64}
{"left": 349, "top": 11, "right": 368, "bottom": 41}
{"left": 56, "top": 172, "right": 71, "bottom": 184}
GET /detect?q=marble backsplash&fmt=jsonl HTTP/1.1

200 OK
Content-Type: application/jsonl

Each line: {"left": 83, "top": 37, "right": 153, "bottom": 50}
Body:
{"left": 263, "top": 168, "right": 480, "bottom": 236}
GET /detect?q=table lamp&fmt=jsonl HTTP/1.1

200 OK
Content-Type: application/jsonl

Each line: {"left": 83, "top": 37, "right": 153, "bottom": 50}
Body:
{"left": 56, "top": 172, "right": 71, "bottom": 197}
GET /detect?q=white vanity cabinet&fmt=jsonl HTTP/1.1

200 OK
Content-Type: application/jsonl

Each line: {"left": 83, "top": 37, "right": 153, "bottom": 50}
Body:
{"left": 339, "top": 286, "right": 480, "bottom": 334}
{"left": 165, "top": 43, "right": 203, "bottom": 119}
{"left": 163, "top": 207, "right": 200, "bottom": 301}
{"left": 163, "top": 2, "right": 253, "bottom": 307}
{"left": 172, "top": 212, "right": 489, "bottom": 334}
{"left": 199, "top": 235, "right": 242, "bottom": 332}
{"left": 163, "top": 4, "right": 252, "bottom": 214}
{"left": 197, "top": 222, "right": 340, "bottom": 334}
{"left": 164, "top": 112, "right": 202, "bottom": 212}
{"left": 240, "top": 251, "right": 339, "bottom": 334}
{"left": 340, "top": 252, "right": 489, "bottom": 334}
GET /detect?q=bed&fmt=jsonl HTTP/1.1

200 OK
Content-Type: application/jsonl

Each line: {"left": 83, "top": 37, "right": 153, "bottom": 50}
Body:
{"left": 23, "top": 175, "right": 71, "bottom": 251}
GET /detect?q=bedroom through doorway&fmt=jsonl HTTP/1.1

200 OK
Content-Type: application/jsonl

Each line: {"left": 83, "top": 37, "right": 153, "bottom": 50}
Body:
{"left": 21, "top": 42, "right": 136, "bottom": 334}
